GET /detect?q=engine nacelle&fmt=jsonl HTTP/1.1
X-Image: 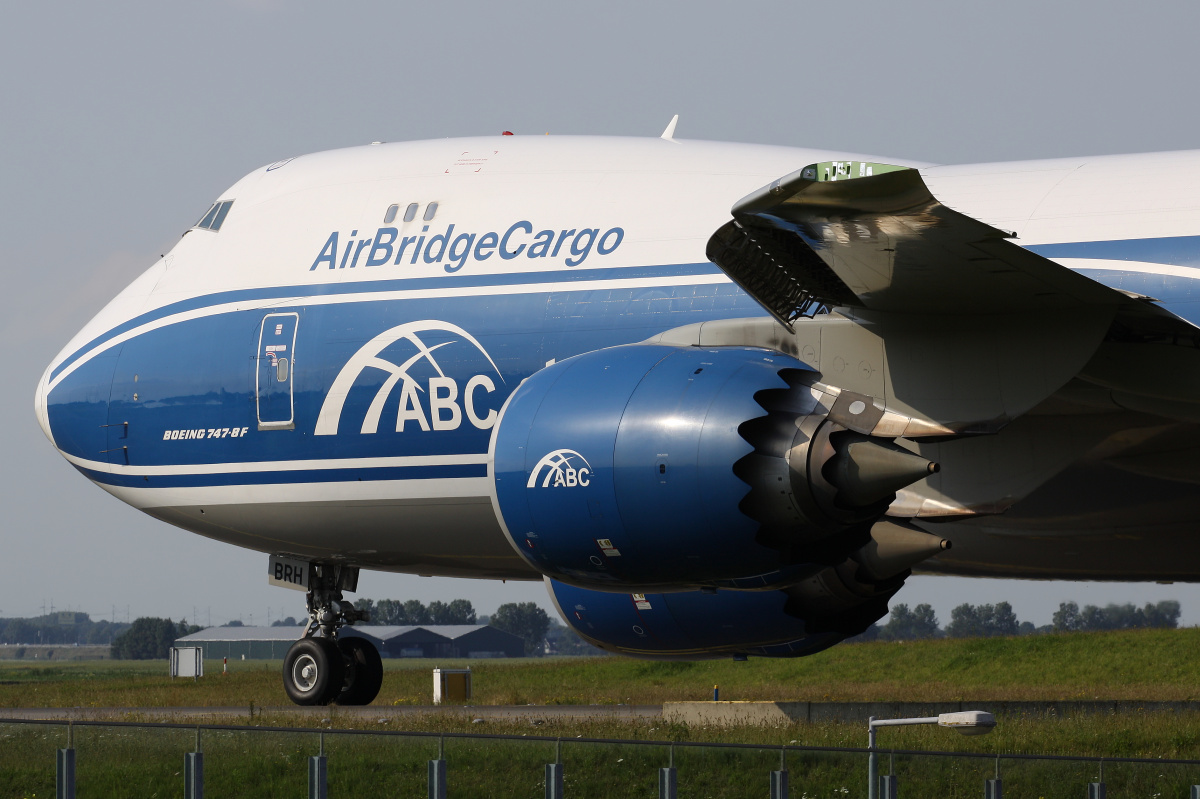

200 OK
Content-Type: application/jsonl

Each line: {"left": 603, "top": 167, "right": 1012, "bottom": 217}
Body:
{"left": 548, "top": 521, "right": 951, "bottom": 659}
{"left": 492, "top": 344, "right": 938, "bottom": 591}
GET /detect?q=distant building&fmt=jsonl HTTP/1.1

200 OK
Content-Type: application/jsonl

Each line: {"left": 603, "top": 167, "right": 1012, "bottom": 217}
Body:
{"left": 345, "top": 625, "right": 524, "bottom": 658}
{"left": 174, "top": 624, "right": 523, "bottom": 660}
{"left": 174, "top": 626, "right": 303, "bottom": 660}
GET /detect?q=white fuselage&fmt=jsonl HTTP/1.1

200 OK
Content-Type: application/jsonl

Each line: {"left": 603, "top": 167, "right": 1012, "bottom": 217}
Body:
{"left": 35, "top": 136, "right": 1200, "bottom": 582}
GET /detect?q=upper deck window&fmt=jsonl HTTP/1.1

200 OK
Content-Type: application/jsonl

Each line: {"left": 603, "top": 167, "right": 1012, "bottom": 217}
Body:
{"left": 195, "top": 200, "right": 234, "bottom": 231}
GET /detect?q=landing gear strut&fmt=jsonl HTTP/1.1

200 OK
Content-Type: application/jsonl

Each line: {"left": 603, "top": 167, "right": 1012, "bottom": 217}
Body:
{"left": 280, "top": 562, "right": 383, "bottom": 706}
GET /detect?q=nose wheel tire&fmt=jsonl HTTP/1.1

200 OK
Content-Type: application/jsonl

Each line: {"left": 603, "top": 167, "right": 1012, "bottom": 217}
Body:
{"left": 336, "top": 637, "right": 383, "bottom": 705}
{"left": 283, "top": 637, "right": 344, "bottom": 705}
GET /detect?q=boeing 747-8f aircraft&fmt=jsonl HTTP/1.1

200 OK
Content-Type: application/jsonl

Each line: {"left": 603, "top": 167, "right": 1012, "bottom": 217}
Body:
{"left": 34, "top": 131, "right": 1200, "bottom": 704}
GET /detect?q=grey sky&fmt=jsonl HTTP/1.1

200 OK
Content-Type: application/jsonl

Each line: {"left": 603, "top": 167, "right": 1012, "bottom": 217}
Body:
{"left": 4, "top": 1, "right": 1200, "bottom": 629}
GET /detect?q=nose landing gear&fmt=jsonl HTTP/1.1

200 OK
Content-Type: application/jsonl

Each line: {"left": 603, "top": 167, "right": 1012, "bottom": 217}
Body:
{"left": 279, "top": 562, "right": 383, "bottom": 706}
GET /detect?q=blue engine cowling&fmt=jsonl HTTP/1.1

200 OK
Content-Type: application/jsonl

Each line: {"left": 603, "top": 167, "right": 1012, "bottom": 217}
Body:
{"left": 492, "top": 345, "right": 802, "bottom": 590}
{"left": 544, "top": 521, "right": 947, "bottom": 658}
{"left": 546, "top": 578, "right": 859, "bottom": 659}
{"left": 491, "top": 344, "right": 930, "bottom": 591}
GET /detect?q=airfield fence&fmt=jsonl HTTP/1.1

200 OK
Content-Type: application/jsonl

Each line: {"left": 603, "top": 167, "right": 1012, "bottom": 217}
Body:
{"left": 3, "top": 717, "right": 1200, "bottom": 798}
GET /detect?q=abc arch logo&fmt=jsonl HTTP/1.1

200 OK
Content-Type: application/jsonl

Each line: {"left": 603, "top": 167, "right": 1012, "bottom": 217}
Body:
{"left": 528, "top": 449, "right": 592, "bottom": 488}
{"left": 315, "top": 320, "right": 504, "bottom": 436}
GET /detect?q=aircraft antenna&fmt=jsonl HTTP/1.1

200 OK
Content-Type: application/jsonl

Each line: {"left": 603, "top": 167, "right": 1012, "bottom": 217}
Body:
{"left": 660, "top": 114, "right": 679, "bottom": 140}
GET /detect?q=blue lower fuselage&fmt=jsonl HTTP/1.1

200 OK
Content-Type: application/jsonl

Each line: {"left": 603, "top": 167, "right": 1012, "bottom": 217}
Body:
{"left": 38, "top": 230, "right": 1200, "bottom": 580}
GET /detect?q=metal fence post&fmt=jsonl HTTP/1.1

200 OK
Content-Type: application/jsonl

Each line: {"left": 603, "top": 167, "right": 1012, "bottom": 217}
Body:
{"left": 56, "top": 748, "right": 75, "bottom": 799}
{"left": 309, "top": 756, "right": 327, "bottom": 799}
{"left": 57, "top": 722, "right": 75, "bottom": 799}
{"left": 659, "top": 743, "right": 676, "bottom": 799}
{"left": 985, "top": 755, "right": 1002, "bottom": 799}
{"left": 1190, "top": 786, "right": 1200, "bottom": 799}
{"left": 658, "top": 767, "right": 677, "bottom": 799}
{"left": 770, "top": 770, "right": 789, "bottom": 799}
{"left": 185, "top": 726, "right": 203, "bottom": 799}
{"left": 771, "top": 746, "right": 788, "bottom": 799}
{"left": 546, "top": 738, "right": 564, "bottom": 799}
{"left": 185, "top": 752, "right": 204, "bottom": 799}
{"left": 878, "top": 774, "right": 897, "bottom": 799}
{"left": 428, "top": 759, "right": 447, "bottom": 799}
{"left": 545, "top": 764, "right": 564, "bottom": 799}
{"left": 429, "top": 735, "right": 447, "bottom": 799}
{"left": 1088, "top": 758, "right": 1105, "bottom": 799}
{"left": 309, "top": 732, "right": 327, "bottom": 799}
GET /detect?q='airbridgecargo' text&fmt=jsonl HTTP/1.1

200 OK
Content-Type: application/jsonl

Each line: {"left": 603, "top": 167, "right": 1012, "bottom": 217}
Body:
{"left": 310, "top": 221, "right": 625, "bottom": 272}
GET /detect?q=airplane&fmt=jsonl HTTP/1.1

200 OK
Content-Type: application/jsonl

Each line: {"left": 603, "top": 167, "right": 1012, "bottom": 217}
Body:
{"left": 34, "top": 120, "right": 1200, "bottom": 705}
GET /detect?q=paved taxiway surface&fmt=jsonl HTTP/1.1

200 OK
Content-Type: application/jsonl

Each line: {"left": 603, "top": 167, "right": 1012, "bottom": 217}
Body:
{"left": 0, "top": 704, "right": 662, "bottom": 722}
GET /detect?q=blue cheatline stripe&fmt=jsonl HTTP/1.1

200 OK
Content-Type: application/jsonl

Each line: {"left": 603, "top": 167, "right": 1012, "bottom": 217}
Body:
{"left": 1025, "top": 235, "right": 1200, "bottom": 268}
{"left": 74, "top": 462, "right": 488, "bottom": 489}
{"left": 48, "top": 261, "right": 724, "bottom": 383}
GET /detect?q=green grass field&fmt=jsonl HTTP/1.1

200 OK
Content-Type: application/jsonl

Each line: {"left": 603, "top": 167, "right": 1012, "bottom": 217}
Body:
{"left": 0, "top": 628, "right": 1198, "bottom": 754}
{"left": 7, "top": 721, "right": 1195, "bottom": 799}
{"left": 4, "top": 630, "right": 1200, "bottom": 796}
{"left": 3, "top": 627, "right": 1199, "bottom": 710}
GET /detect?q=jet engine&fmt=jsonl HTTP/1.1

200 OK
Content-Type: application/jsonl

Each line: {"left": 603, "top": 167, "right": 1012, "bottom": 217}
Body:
{"left": 491, "top": 344, "right": 938, "bottom": 591}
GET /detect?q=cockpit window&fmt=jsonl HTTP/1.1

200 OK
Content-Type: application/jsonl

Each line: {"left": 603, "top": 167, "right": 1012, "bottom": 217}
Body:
{"left": 195, "top": 200, "right": 234, "bottom": 231}
{"left": 197, "top": 203, "right": 220, "bottom": 229}
{"left": 210, "top": 200, "right": 233, "bottom": 230}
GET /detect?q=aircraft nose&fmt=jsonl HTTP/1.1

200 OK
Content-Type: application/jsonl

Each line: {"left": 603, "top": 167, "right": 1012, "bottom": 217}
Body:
{"left": 36, "top": 344, "right": 122, "bottom": 462}
{"left": 34, "top": 363, "right": 54, "bottom": 445}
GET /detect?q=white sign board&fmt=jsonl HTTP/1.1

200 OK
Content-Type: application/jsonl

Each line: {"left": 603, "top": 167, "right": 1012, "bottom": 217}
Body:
{"left": 170, "top": 646, "right": 204, "bottom": 679}
{"left": 433, "top": 667, "right": 472, "bottom": 704}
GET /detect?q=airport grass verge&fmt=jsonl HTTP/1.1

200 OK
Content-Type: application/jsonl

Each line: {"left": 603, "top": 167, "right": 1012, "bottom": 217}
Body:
{"left": 2, "top": 627, "right": 1199, "bottom": 709}
{"left": 2, "top": 629, "right": 1200, "bottom": 771}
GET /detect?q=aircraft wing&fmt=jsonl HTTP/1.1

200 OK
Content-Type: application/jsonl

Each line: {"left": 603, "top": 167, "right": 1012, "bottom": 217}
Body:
{"left": 704, "top": 158, "right": 1200, "bottom": 434}
{"left": 706, "top": 161, "right": 1123, "bottom": 328}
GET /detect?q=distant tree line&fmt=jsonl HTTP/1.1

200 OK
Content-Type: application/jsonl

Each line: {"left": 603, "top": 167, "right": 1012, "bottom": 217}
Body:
{"left": 490, "top": 602, "right": 552, "bottom": 656}
{"left": 851, "top": 600, "right": 1182, "bottom": 642}
{"left": 353, "top": 598, "right": 478, "bottom": 626}
{"left": 0, "top": 613, "right": 129, "bottom": 646}
{"left": 1051, "top": 600, "right": 1181, "bottom": 632}
{"left": 111, "top": 618, "right": 202, "bottom": 659}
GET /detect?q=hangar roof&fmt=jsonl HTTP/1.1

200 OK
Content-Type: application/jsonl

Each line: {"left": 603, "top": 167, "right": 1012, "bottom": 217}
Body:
{"left": 176, "top": 624, "right": 499, "bottom": 644}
